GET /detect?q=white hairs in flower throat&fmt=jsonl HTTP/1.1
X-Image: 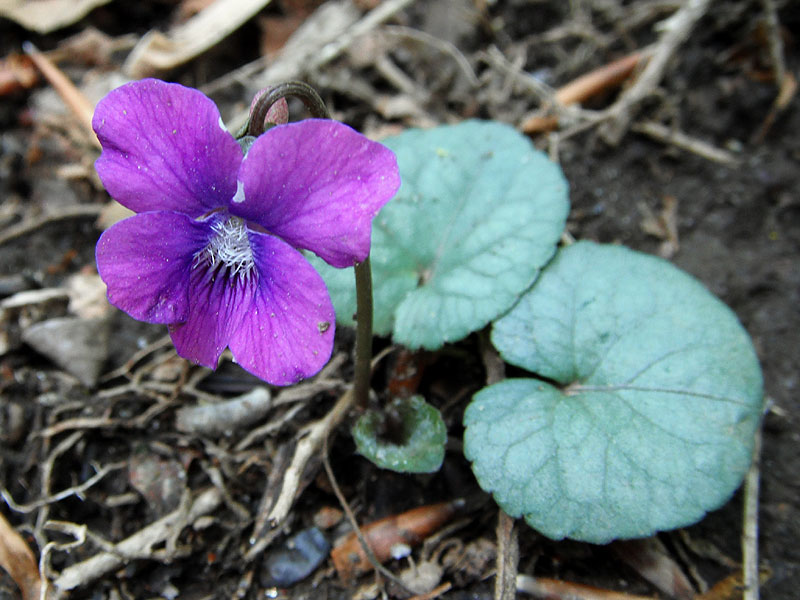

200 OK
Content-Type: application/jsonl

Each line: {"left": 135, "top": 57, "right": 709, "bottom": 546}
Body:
{"left": 194, "top": 216, "right": 255, "bottom": 278}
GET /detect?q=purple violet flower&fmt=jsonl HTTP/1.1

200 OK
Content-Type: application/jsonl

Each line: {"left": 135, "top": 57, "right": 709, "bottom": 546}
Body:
{"left": 94, "top": 79, "right": 400, "bottom": 385}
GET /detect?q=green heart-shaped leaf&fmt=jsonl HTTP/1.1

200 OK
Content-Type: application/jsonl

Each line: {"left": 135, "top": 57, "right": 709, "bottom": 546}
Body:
{"left": 464, "top": 241, "right": 763, "bottom": 543}
{"left": 311, "top": 120, "right": 569, "bottom": 349}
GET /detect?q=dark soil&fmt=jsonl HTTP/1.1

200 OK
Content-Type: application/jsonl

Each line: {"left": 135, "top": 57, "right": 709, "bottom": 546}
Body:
{"left": 0, "top": 1, "right": 798, "bottom": 599}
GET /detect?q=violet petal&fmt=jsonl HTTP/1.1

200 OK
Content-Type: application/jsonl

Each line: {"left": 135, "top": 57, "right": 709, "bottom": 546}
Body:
{"left": 96, "top": 212, "right": 208, "bottom": 324}
{"left": 93, "top": 79, "right": 242, "bottom": 217}
{"left": 168, "top": 262, "right": 253, "bottom": 369}
{"left": 227, "top": 230, "right": 335, "bottom": 385}
{"left": 231, "top": 119, "right": 400, "bottom": 268}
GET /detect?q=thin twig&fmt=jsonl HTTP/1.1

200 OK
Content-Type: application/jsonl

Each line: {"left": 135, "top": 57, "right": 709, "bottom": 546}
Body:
{"left": 495, "top": 511, "right": 519, "bottom": 600}
{"left": 52, "top": 488, "right": 222, "bottom": 592}
{"left": 477, "top": 333, "right": 517, "bottom": 600}
{"left": 225, "top": 0, "right": 419, "bottom": 131}
{"left": 483, "top": 45, "right": 557, "bottom": 106}
{"left": 742, "top": 420, "right": 763, "bottom": 600}
{"left": 98, "top": 334, "right": 173, "bottom": 382}
{"left": 2, "top": 463, "right": 125, "bottom": 514}
{"left": 22, "top": 41, "right": 98, "bottom": 148}
{"left": 33, "top": 430, "right": 84, "bottom": 551}
{"left": 322, "top": 434, "right": 413, "bottom": 594}
{"left": 751, "top": 71, "right": 797, "bottom": 144}
{"left": 600, "top": 0, "right": 712, "bottom": 144}
{"left": 234, "top": 403, "right": 304, "bottom": 452}
{"left": 381, "top": 25, "right": 479, "bottom": 87}
{"left": 759, "top": 0, "right": 786, "bottom": 89}
{"left": 266, "top": 389, "right": 355, "bottom": 526}
{"left": 38, "top": 524, "right": 86, "bottom": 600}
{"left": 0, "top": 205, "right": 103, "bottom": 247}
{"left": 521, "top": 51, "right": 648, "bottom": 133}
{"left": 308, "top": 0, "right": 419, "bottom": 72}
{"left": 632, "top": 120, "right": 740, "bottom": 166}
{"left": 479, "top": 329, "right": 505, "bottom": 386}
{"left": 235, "top": 358, "right": 346, "bottom": 450}
{"left": 247, "top": 443, "right": 293, "bottom": 558}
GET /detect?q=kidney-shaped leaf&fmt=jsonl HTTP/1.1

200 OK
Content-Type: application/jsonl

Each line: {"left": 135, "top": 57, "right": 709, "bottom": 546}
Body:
{"left": 311, "top": 120, "right": 569, "bottom": 349}
{"left": 353, "top": 396, "right": 446, "bottom": 473}
{"left": 464, "top": 241, "right": 763, "bottom": 543}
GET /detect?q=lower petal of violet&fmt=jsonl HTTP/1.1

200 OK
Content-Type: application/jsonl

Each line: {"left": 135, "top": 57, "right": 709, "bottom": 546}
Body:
{"left": 227, "top": 230, "right": 335, "bottom": 385}
{"left": 96, "top": 211, "right": 209, "bottom": 324}
{"left": 169, "top": 263, "right": 254, "bottom": 370}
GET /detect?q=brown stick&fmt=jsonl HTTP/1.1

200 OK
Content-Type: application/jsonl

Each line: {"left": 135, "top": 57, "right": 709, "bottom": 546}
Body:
{"left": 522, "top": 51, "right": 645, "bottom": 133}
{"left": 742, "top": 420, "right": 763, "bottom": 600}
{"left": 494, "top": 511, "right": 519, "bottom": 600}
{"left": 556, "top": 52, "right": 644, "bottom": 107}
{"left": 22, "top": 42, "right": 99, "bottom": 149}
{"left": 600, "top": 0, "right": 712, "bottom": 144}
{"left": 517, "top": 574, "right": 656, "bottom": 599}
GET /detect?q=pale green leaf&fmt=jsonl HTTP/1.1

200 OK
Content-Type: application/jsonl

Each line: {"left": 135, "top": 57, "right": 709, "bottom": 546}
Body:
{"left": 311, "top": 120, "right": 569, "bottom": 349}
{"left": 464, "top": 241, "right": 763, "bottom": 543}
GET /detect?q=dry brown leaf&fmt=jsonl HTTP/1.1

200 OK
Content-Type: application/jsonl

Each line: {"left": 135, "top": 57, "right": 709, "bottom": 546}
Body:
{"left": 0, "top": 53, "right": 37, "bottom": 96}
{"left": 695, "top": 568, "right": 772, "bottom": 600}
{"left": 0, "top": 0, "right": 111, "bottom": 34}
{"left": 613, "top": 538, "right": 693, "bottom": 600}
{"left": 178, "top": 0, "right": 218, "bottom": 20}
{"left": 331, "top": 501, "right": 459, "bottom": 582}
{"left": 50, "top": 28, "right": 138, "bottom": 67}
{"left": 516, "top": 574, "right": 656, "bottom": 600}
{"left": 753, "top": 71, "right": 798, "bottom": 143}
{"left": 124, "top": 0, "right": 275, "bottom": 77}
{"left": 639, "top": 195, "right": 679, "bottom": 258}
{"left": 0, "top": 512, "right": 42, "bottom": 600}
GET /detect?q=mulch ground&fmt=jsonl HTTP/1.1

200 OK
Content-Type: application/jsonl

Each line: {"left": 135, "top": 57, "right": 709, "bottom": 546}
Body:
{"left": 1, "top": 1, "right": 798, "bottom": 599}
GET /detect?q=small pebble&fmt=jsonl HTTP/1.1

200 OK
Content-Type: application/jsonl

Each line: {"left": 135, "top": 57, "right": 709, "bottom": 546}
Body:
{"left": 261, "top": 527, "right": 330, "bottom": 587}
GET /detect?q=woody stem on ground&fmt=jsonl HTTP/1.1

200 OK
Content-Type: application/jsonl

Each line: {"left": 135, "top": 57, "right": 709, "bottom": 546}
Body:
{"left": 244, "top": 81, "right": 376, "bottom": 410}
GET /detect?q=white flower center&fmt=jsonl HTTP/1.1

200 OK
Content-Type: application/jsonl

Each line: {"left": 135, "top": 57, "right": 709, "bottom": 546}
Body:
{"left": 194, "top": 216, "right": 255, "bottom": 278}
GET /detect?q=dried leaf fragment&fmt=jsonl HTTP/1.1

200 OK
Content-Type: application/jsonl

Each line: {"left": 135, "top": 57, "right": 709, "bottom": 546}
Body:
{"left": 0, "top": 53, "right": 37, "bottom": 96}
{"left": 0, "top": 0, "right": 111, "bottom": 34}
{"left": 613, "top": 538, "right": 693, "bottom": 600}
{"left": 124, "top": 0, "right": 275, "bottom": 77}
{"left": 175, "top": 387, "right": 272, "bottom": 435}
{"left": 331, "top": 501, "right": 459, "bottom": 581}
{"left": 639, "top": 195, "right": 679, "bottom": 258}
{"left": 0, "top": 512, "right": 42, "bottom": 600}
{"left": 695, "top": 567, "right": 771, "bottom": 600}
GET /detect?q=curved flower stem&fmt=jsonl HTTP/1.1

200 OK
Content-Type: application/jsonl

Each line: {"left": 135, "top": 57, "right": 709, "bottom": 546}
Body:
{"left": 245, "top": 81, "right": 376, "bottom": 407}
{"left": 247, "top": 81, "right": 330, "bottom": 136}
{"left": 352, "top": 257, "right": 373, "bottom": 411}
